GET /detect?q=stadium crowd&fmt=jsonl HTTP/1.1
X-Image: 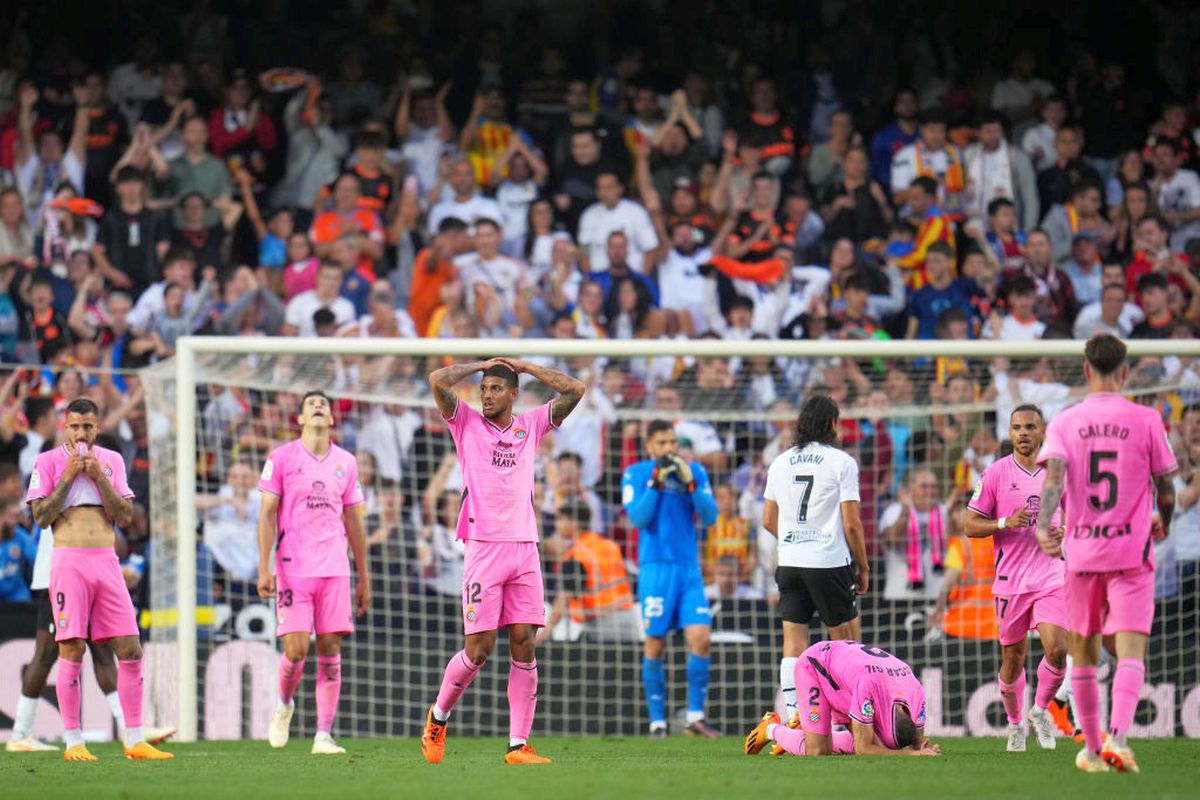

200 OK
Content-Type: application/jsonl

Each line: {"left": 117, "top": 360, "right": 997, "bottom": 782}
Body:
{"left": 0, "top": 2, "right": 1198, "bottom": 645}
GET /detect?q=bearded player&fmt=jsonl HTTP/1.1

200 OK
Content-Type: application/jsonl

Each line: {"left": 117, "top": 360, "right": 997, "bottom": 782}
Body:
{"left": 964, "top": 404, "right": 1069, "bottom": 752}
{"left": 420, "top": 358, "right": 584, "bottom": 765}
{"left": 258, "top": 390, "right": 371, "bottom": 755}
{"left": 744, "top": 639, "right": 940, "bottom": 758}
{"left": 24, "top": 398, "right": 172, "bottom": 761}
{"left": 1036, "top": 334, "right": 1176, "bottom": 774}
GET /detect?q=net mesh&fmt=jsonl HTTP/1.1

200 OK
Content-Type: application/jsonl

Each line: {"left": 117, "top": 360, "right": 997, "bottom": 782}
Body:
{"left": 141, "top": 343, "right": 1200, "bottom": 739}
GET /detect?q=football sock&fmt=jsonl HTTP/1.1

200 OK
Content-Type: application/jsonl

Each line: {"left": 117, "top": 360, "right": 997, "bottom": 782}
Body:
{"left": 780, "top": 657, "right": 798, "bottom": 721}
{"left": 1073, "top": 666, "right": 1103, "bottom": 754}
{"left": 642, "top": 656, "right": 666, "bottom": 726}
{"left": 507, "top": 659, "right": 538, "bottom": 742}
{"left": 315, "top": 655, "right": 341, "bottom": 735}
{"left": 1034, "top": 657, "right": 1066, "bottom": 710}
{"left": 279, "top": 655, "right": 306, "bottom": 706}
{"left": 117, "top": 659, "right": 144, "bottom": 747}
{"left": 686, "top": 654, "right": 710, "bottom": 720}
{"left": 1108, "top": 658, "right": 1145, "bottom": 745}
{"left": 1054, "top": 654, "right": 1072, "bottom": 703}
{"left": 57, "top": 658, "right": 83, "bottom": 744}
{"left": 12, "top": 695, "right": 37, "bottom": 739}
{"left": 998, "top": 669, "right": 1025, "bottom": 725}
{"left": 435, "top": 650, "right": 483, "bottom": 721}
{"left": 106, "top": 690, "right": 125, "bottom": 732}
{"left": 771, "top": 726, "right": 855, "bottom": 756}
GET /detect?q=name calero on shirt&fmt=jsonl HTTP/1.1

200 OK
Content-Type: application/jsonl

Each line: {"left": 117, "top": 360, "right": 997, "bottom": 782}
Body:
{"left": 491, "top": 439, "right": 517, "bottom": 469}
{"left": 1076, "top": 424, "right": 1130, "bottom": 440}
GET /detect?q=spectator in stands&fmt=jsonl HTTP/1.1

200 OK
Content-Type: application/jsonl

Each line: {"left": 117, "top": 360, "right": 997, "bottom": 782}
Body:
{"left": 895, "top": 176, "right": 955, "bottom": 289}
{"left": 24, "top": 276, "right": 73, "bottom": 362}
{"left": 17, "top": 396, "right": 56, "bottom": 479}
{"left": 93, "top": 167, "right": 170, "bottom": 297}
{"left": 880, "top": 466, "right": 948, "bottom": 602}
{"left": 991, "top": 50, "right": 1055, "bottom": 132}
{"left": 0, "top": 498, "right": 36, "bottom": 602}
{"left": 273, "top": 76, "right": 349, "bottom": 219}
{"left": 0, "top": 189, "right": 34, "bottom": 269}
{"left": 928, "top": 499, "right": 998, "bottom": 640}
{"left": 310, "top": 172, "right": 385, "bottom": 268}
{"left": 459, "top": 84, "right": 529, "bottom": 188}
{"left": 1074, "top": 282, "right": 1136, "bottom": 339}
{"left": 819, "top": 146, "right": 893, "bottom": 245}
{"left": 427, "top": 156, "right": 503, "bottom": 233}
{"left": 1064, "top": 234, "right": 1104, "bottom": 306}
{"left": 170, "top": 192, "right": 240, "bottom": 278}
{"left": 207, "top": 71, "right": 277, "bottom": 185}
{"left": 1150, "top": 139, "right": 1200, "bottom": 251}
{"left": 1041, "top": 181, "right": 1109, "bottom": 266}
{"left": 741, "top": 76, "right": 795, "bottom": 178}
{"left": 15, "top": 83, "right": 89, "bottom": 221}
{"left": 281, "top": 261, "right": 356, "bottom": 337}
{"left": 395, "top": 79, "right": 454, "bottom": 202}
{"left": 905, "top": 241, "right": 977, "bottom": 339}
{"left": 891, "top": 110, "right": 964, "bottom": 220}
{"left": 1002, "top": 229, "right": 1077, "bottom": 326}
{"left": 1124, "top": 214, "right": 1190, "bottom": 299}
{"left": 458, "top": 217, "right": 529, "bottom": 320}
{"left": 169, "top": 116, "right": 234, "bottom": 228}
{"left": 807, "top": 110, "right": 859, "bottom": 198}
{"left": 1036, "top": 125, "right": 1102, "bottom": 214}
{"left": 703, "top": 483, "right": 754, "bottom": 581}
{"left": 127, "top": 246, "right": 201, "bottom": 333}
{"left": 196, "top": 460, "right": 260, "bottom": 582}
{"left": 963, "top": 112, "right": 1039, "bottom": 231}
{"left": 984, "top": 197, "right": 1027, "bottom": 271}
{"left": 1171, "top": 405, "right": 1200, "bottom": 606}
{"left": 985, "top": 275, "right": 1044, "bottom": 340}
{"left": 578, "top": 171, "right": 659, "bottom": 274}
{"left": 1020, "top": 95, "right": 1068, "bottom": 173}
{"left": 704, "top": 554, "right": 765, "bottom": 601}
{"left": 214, "top": 266, "right": 285, "bottom": 336}
{"left": 542, "top": 451, "right": 604, "bottom": 534}
{"left": 1110, "top": 181, "right": 1156, "bottom": 263}
{"left": 1106, "top": 149, "right": 1149, "bottom": 209}
{"left": 869, "top": 87, "right": 920, "bottom": 193}
{"left": 1131, "top": 272, "right": 1177, "bottom": 339}
{"left": 420, "top": 488, "right": 465, "bottom": 597}
{"left": 540, "top": 500, "right": 640, "bottom": 642}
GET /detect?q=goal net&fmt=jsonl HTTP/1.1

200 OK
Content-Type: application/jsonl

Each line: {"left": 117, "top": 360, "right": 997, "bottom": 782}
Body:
{"left": 140, "top": 337, "right": 1200, "bottom": 741}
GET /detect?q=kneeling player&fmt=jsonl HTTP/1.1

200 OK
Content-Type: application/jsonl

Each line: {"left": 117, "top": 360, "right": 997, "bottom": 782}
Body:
{"left": 745, "top": 640, "right": 940, "bottom": 757}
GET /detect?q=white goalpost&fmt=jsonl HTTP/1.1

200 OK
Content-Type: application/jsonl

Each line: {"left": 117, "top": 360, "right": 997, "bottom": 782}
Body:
{"left": 150, "top": 336, "right": 1200, "bottom": 742}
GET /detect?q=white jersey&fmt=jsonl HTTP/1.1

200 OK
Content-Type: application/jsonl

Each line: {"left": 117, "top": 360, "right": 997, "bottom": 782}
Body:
{"left": 31, "top": 526, "right": 52, "bottom": 590}
{"left": 764, "top": 442, "right": 859, "bottom": 568}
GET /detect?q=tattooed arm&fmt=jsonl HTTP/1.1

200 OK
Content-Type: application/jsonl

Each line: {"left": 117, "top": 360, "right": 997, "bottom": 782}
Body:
{"left": 428, "top": 360, "right": 494, "bottom": 418}
{"left": 1154, "top": 473, "right": 1176, "bottom": 540}
{"left": 83, "top": 457, "right": 134, "bottom": 528}
{"left": 31, "top": 455, "right": 84, "bottom": 528}
{"left": 1035, "top": 458, "right": 1066, "bottom": 557}
{"left": 496, "top": 358, "right": 586, "bottom": 427}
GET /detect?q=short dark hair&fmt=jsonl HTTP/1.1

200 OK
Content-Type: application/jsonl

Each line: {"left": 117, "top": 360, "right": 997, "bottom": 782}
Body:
{"left": 474, "top": 217, "right": 502, "bottom": 232}
{"left": 25, "top": 397, "right": 56, "bottom": 426}
{"left": 792, "top": 395, "right": 840, "bottom": 452}
{"left": 558, "top": 498, "right": 591, "bottom": 527}
{"left": 910, "top": 176, "right": 939, "bottom": 196}
{"left": 1071, "top": 180, "right": 1102, "bottom": 199}
{"left": 162, "top": 245, "right": 196, "bottom": 268}
{"left": 893, "top": 705, "right": 919, "bottom": 749}
{"left": 556, "top": 451, "right": 583, "bottom": 467}
{"left": 844, "top": 274, "right": 868, "bottom": 293}
{"left": 987, "top": 197, "right": 1014, "bottom": 217}
{"left": 919, "top": 109, "right": 947, "bottom": 127}
{"left": 298, "top": 390, "right": 331, "bottom": 414}
{"left": 977, "top": 110, "right": 1008, "bottom": 130}
{"left": 926, "top": 241, "right": 954, "bottom": 259}
{"left": 1137, "top": 271, "right": 1169, "bottom": 293}
{"left": 646, "top": 419, "right": 675, "bottom": 439}
{"left": 1085, "top": 333, "right": 1128, "bottom": 376}
{"left": 1006, "top": 275, "right": 1037, "bottom": 297}
{"left": 1011, "top": 403, "right": 1044, "bottom": 420}
{"left": 437, "top": 217, "right": 469, "bottom": 235}
{"left": 356, "top": 128, "right": 387, "bottom": 150}
{"left": 312, "top": 307, "right": 337, "bottom": 327}
{"left": 482, "top": 363, "right": 518, "bottom": 388}
{"left": 115, "top": 165, "right": 145, "bottom": 184}
{"left": 65, "top": 398, "right": 99, "bottom": 417}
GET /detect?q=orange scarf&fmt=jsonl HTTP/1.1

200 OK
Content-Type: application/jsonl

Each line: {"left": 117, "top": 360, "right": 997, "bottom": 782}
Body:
{"left": 914, "top": 143, "right": 964, "bottom": 192}
{"left": 1065, "top": 202, "right": 1079, "bottom": 234}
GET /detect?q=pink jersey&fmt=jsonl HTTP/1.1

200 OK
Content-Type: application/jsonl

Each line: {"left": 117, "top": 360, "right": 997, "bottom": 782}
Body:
{"left": 967, "top": 454, "right": 1065, "bottom": 595}
{"left": 445, "top": 399, "right": 556, "bottom": 542}
{"left": 803, "top": 640, "right": 927, "bottom": 750}
{"left": 25, "top": 443, "right": 135, "bottom": 521}
{"left": 1039, "top": 393, "right": 1177, "bottom": 573}
{"left": 259, "top": 439, "right": 364, "bottom": 578}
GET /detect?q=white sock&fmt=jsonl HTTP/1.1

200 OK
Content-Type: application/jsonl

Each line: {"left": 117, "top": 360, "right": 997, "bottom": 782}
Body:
{"left": 649, "top": 720, "right": 666, "bottom": 731}
{"left": 433, "top": 704, "right": 449, "bottom": 723}
{"left": 12, "top": 695, "right": 38, "bottom": 739}
{"left": 1055, "top": 655, "right": 1073, "bottom": 703}
{"left": 314, "top": 731, "right": 333, "bottom": 741}
{"left": 766, "top": 723, "right": 779, "bottom": 740}
{"left": 509, "top": 737, "right": 526, "bottom": 748}
{"left": 686, "top": 710, "right": 705, "bottom": 724}
{"left": 780, "top": 657, "right": 799, "bottom": 721}
{"left": 106, "top": 691, "right": 125, "bottom": 736}
{"left": 64, "top": 728, "right": 85, "bottom": 749}
{"left": 124, "top": 726, "right": 144, "bottom": 749}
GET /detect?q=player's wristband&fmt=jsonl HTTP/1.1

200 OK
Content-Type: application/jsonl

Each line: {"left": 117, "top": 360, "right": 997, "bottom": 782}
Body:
{"left": 997, "top": 516, "right": 1006, "bottom": 531}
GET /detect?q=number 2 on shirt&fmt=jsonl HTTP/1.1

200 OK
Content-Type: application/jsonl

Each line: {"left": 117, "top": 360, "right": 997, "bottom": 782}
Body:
{"left": 793, "top": 475, "right": 814, "bottom": 523}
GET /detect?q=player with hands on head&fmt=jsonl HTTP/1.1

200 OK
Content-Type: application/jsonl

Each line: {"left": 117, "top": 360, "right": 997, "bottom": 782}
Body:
{"left": 964, "top": 404, "right": 1069, "bottom": 753}
{"left": 258, "top": 390, "right": 370, "bottom": 756}
{"left": 622, "top": 419, "right": 720, "bottom": 739}
{"left": 421, "top": 356, "right": 584, "bottom": 765}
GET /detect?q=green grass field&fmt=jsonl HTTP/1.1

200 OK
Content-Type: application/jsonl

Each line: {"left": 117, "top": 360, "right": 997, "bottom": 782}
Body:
{"left": 3, "top": 737, "right": 1198, "bottom": 799}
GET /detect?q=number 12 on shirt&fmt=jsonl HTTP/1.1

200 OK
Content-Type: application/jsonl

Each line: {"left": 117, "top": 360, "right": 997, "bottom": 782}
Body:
{"left": 793, "top": 475, "right": 814, "bottom": 523}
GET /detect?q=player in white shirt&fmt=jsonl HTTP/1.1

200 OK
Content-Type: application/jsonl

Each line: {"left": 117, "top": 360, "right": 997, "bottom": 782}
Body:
{"left": 577, "top": 171, "right": 659, "bottom": 274}
{"left": 1150, "top": 140, "right": 1200, "bottom": 251}
{"left": 762, "top": 395, "right": 870, "bottom": 745}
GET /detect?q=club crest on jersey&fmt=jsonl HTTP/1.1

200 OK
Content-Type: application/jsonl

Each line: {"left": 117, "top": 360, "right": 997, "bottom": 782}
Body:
{"left": 809, "top": 710, "right": 821, "bottom": 723}
{"left": 57, "top": 615, "right": 67, "bottom": 630}
{"left": 103, "top": 465, "right": 113, "bottom": 478}
{"left": 514, "top": 428, "right": 527, "bottom": 440}
{"left": 9, "top": 544, "right": 19, "bottom": 558}
{"left": 916, "top": 704, "right": 927, "bottom": 726}
{"left": 466, "top": 605, "right": 477, "bottom": 623}
{"left": 335, "top": 466, "right": 345, "bottom": 479}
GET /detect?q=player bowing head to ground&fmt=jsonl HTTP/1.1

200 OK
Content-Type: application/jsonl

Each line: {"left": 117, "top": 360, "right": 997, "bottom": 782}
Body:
{"left": 258, "top": 390, "right": 371, "bottom": 755}
{"left": 622, "top": 419, "right": 720, "bottom": 739}
{"left": 24, "top": 398, "right": 172, "bottom": 761}
{"left": 1036, "top": 334, "right": 1176, "bottom": 774}
{"left": 422, "top": 358, "right": 584, "bottom": 765}
{"left": 964, "top": 405, "right": 1069, "bottom": 753}
{"left": 745, "top": 640, "right": 939, "bottom": 758}
{"left": 762, "top": 395, "right": 870, "bottom": 753}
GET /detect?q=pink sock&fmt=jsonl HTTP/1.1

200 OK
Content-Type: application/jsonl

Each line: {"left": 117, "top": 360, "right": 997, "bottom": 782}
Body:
{"left": 279, "top": 656, "right": 306, "bottom": 705}
{"left": 435, "top": 650, "right": 483, "bottom": 718}
{"left": 1073, "top": 666, "right": 1103, "bottom": 754}
{"left": 507, "top": 659, "right": 538, "bottom": 741}
{"left": 315, "top": 655, "right": 341, "bottom": 735}
{"left": 1034, "top": 657, "right": 1066, "bottom": 710}
{"left": 998, "top": 669, "right": 1025, "bottom": 725}
{"left": 56, "top": 658, "right": 83, "bottom": 731}
{"left": 831, "top": 729, "right": 855, "bottom": 754}
{"left": 116, "top": 659, "right": 144, "bottom": 729}
{"left": 1109, "top": 658, "right": 1145, "bottom": 741}
{"left": 771, "top": 725, "right": 854, "bottom": 755}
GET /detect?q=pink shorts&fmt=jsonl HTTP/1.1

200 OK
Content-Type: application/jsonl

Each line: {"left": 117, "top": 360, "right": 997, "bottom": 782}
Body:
{"left": 462, "top": 540, "right": 545, "bottom": 635}
{"left": 996, "top": 586, "right": 1069, "bottom": 646}
{"left": 1065, "top": 563, "right": 1155, "bottom": 637}
{"left": 49, "top": 548, "right": 139, "bottom": 643}
{"left": 275, "top": 573, "right": 353, "bottom": 636}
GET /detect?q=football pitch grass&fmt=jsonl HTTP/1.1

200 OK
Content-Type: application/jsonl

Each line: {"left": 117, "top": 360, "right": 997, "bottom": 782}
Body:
{"left": 3, "top": 737, "right": 1198, "bottom": 799}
